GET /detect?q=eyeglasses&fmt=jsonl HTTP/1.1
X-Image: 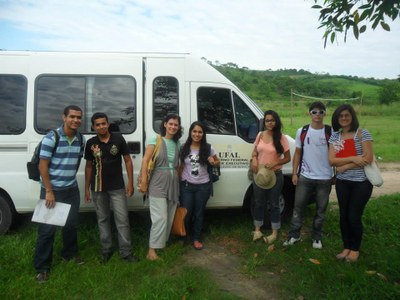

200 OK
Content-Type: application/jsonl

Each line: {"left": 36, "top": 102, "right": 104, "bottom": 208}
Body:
{"left": 265, "top": 119, "right": 275, "bottom": 123}
{"left": 310, "top": 110, "right": 325, "bottom": 115}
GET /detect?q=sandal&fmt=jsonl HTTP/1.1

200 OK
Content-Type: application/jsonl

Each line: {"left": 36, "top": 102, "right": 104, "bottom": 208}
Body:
{"left": 193, "top": 241, "right": 203, "bottom": 250}
{"left": 252, "top": 231, "right": 263, "bottom": 241}
{"left": 263, "top": 234, "right": 277, "bottom": 244}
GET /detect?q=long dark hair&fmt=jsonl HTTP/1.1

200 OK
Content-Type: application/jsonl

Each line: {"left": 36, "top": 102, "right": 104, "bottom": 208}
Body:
{"left": 263, "top": 110, "right": 284, "bottom": 154}
{"left": 331, "top": 104, "right": 359, "bottom": 132}
{"left": 180, "top": 121, "right": 209, "bottom": 165}
{"left": 159, "top": 113, "right": 182, "bottom": 142}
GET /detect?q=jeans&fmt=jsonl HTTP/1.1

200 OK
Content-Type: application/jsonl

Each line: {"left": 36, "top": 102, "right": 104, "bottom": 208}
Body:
{"left": 335, "top": 179, "right": 373, "bottom": 251}
{"left": 180, "top": 181, "right": 212, "bottom": 241}
{"left": 252, "top": 171, "right": 283, "bottom": 230}
{"left": 289, "top": 175, "right": 332, "bottom": 240}
{"left": 34, "top": 185, "right": 80, "bottom": 273}
{"left": 92, "top": 189, "right": 132, "bottom": 257}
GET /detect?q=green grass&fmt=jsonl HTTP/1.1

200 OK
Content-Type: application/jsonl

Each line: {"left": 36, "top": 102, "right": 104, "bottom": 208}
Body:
{"left": 1, "top": 194, "right": 399, "bottom": 299}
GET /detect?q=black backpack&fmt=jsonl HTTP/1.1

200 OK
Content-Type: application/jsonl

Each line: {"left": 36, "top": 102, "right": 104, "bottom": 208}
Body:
{"left": 27, "top": 130, "right": 60, "bottom": 181}
{"left": 207, "top": 143, "right": 220, "bottom": 183}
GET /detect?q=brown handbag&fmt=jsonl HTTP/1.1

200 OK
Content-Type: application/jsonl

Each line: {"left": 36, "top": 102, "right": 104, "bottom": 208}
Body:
{"left": 171, "top": 206, "right": 187, "bottom": 236}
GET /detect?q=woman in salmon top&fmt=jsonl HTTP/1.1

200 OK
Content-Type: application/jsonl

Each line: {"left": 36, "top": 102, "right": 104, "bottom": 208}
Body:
{"left": 250, "top": 110, "right": 290, "bottom": 244}
{"left": 328, "top": 104, "right": 374, "bottom": 262}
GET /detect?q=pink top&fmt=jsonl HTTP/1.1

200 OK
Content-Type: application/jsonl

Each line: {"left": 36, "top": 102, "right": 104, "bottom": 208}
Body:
{"left": 254, "top": 132, "right": 289, "bottom": 171}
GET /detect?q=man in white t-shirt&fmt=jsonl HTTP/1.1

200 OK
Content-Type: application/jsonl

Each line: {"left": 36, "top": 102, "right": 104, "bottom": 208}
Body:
{"left": 283, "top": 102, "right": 333, "bottom": 249}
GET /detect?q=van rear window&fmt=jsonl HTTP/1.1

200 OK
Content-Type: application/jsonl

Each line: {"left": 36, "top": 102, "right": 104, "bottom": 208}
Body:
{"left": 0, "top": 75, "right": 27, "bottom": 134}
{"left": 35, "top": 75, "right": 136, "bottom": 134}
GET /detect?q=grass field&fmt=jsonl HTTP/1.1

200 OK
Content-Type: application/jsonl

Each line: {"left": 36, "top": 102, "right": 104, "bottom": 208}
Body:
{"left": 1, "top": 194, "right": 399, "bottom": 299}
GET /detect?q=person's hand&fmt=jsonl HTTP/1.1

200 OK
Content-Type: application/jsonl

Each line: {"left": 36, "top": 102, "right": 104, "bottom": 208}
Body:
{"left": 85, "top": 189, "right": 91, "bottom": 203}
{"left": 126, "top": 185, "right": 134, "bottom": 197}
{"left": 251, "top": 158, "right": 258, "bottom": 173}
{"left": 45, "top": 191, "right": 56, "bottom": 209}
{"left": 292, "top": 174, "right": 298, "bottom": 185}
{"left": 353, "top": 156, "right": 369, "bottom": 167}
{"left": 208, "top": 156, "right": 216, "bottom": 165}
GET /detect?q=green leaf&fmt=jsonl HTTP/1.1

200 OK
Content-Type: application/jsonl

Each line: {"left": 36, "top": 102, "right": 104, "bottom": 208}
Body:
{"left": 312, "top": 5, "right": 322, "bottom": 9}
{"left": 360, "top": 9, "right": 370, "bottom": 22}
{"left": 330, "top": 32, "right": 336, "bottom": 43}
{"left": 354, "top": 12, "right": 360, "bottom": 24}
{"left": 381, "top": 22, "right": 391, "bottom": 31}
{"left": 360, "top": 25, "right": 367, "bottom": 33}
{"left": 353, "top": 24, "right": 359, "bottom": 39}
{"left": 372, "top": 17, "right": 380, "bottom": 29}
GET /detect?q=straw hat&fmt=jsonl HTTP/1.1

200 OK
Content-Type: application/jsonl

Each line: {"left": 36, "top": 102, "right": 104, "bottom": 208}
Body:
{"left": 254, "top": 166, "right": 276, "bottom": 189}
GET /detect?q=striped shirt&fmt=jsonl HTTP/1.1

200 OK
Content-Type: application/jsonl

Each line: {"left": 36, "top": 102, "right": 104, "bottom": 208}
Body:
{"left": 39, "top": 126, "right": 85, "bottom": 189}
{"left": 329, "top": 129, "right": 373, "bottom": 182}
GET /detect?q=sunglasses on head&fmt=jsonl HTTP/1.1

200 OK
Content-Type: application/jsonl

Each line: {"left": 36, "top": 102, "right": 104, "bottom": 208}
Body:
{"left": 310, "top": 110, "right": 325, "bottom": 115}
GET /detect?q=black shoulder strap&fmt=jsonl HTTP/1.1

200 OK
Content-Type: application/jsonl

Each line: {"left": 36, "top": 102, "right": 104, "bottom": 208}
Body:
{"left": 51, "top": 129, "right": 60, "bottom": 155}
{"left": 324, "top": 125, "right": 332, "bottom": 145}
{"left": 300, "top": 124, "right": 310, "bottom": 148}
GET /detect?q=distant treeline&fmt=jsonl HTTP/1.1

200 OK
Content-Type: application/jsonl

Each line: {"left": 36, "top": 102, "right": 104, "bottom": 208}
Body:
{"left": 204, "top": 59, "right": 400, "bottom": 105}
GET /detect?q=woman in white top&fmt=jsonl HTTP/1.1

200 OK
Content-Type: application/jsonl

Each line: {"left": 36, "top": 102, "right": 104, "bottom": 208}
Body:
{"left": 179, "top": 121, "right": 220, "bottom": 250}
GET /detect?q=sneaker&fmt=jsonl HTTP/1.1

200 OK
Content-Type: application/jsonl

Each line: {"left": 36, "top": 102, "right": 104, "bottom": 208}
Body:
{"left": 122, "top": 254, "right": 139, "bottom": 263}
{"left": 252, "top": 231, "right": 263, "bottom": 241}
{"left": 36, "top": 271, "right": 49, "bottom": 283}
{"left": 283, "top": 237, "right": 301, "bottom": 246}
{"left": 312, "top": 239, "right": 323, "bottom": 249}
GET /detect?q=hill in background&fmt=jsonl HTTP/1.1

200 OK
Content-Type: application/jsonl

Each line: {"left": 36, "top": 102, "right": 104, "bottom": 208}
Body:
{"left": 208, "top": 60, "right": 397, "bottom": 106}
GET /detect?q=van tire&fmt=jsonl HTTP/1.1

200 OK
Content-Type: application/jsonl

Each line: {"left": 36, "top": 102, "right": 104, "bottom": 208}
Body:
{"left": 0, "top": 195, "right": 14, "bottom": 234}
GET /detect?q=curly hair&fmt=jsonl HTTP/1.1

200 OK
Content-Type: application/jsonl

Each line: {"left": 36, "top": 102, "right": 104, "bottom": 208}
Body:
{"left": 159, "top": 113, "right": 182, "bottom": 142}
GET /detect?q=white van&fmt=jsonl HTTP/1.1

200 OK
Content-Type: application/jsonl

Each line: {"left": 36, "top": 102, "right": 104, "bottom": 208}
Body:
{"left": 0, "top": 51, "right": 295, "bottom": 233}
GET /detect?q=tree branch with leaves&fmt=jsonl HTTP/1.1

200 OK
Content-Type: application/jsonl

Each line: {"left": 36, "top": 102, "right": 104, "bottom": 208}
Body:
{"left": 312, "top": 0, "right": 400, "bottom": 47}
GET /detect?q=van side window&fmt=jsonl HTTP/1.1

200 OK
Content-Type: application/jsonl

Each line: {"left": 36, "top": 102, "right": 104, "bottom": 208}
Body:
{"left": 36, "top": 76, "right": 136, "bottom": 133}
{"left": 197, "top": 87, "right": 235, "bottom": 135}
{"left": 233, "top": 91, "right": 259, "bottom": 142}
{"left": 153, "top": 77, "right": 179, "bottom": 132}
{"left": 0, "top": 75, "right": 27, "bottom": 134}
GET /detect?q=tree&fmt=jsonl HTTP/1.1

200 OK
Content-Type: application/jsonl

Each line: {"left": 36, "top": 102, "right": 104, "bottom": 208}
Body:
{"left": 378, "top": 81, "right": 400, "bottom": 104}
{"left": 312, "top": 0, "right": 400, "bottom": 47}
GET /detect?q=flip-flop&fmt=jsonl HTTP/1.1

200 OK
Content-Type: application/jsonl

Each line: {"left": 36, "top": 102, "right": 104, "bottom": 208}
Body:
{"left": 263, "top": 234, "right": 277, "bottom": 244}
{"left": 193, "top": 241, "right": 203, "bottom": 250}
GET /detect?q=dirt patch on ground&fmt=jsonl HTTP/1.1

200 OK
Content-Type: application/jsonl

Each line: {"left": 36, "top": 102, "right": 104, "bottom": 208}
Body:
{"left": 183, "top": 162, "right": 400, "bottom": 300}
{"left": 183, "top": 238, "right": 279, "bottom": 300}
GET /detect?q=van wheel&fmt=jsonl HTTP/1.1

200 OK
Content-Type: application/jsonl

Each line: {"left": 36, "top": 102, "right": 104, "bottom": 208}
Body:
{"left": 0, "top": 195, "right": 14, "bottom": 234}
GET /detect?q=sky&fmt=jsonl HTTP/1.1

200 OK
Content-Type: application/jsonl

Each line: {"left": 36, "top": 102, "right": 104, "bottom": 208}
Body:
{"left": 0, "top": 0, "right": 399, "bottom": 79}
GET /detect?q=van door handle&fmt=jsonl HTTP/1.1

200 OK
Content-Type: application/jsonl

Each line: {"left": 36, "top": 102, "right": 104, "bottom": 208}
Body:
{"left": 127, "top": 142, "right": 141, "bottom": 154}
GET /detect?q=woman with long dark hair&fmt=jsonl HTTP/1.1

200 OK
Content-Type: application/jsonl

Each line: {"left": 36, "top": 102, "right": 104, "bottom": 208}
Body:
{"left": 329, "top": 104, "right": 373, "bottom": 262}
{"left": 139, "top": 113, "right": 183, "bottom": 260}
{"left": 250, "top": 110, "right": 290, "bottom": 244}
{"left": 179, "top": 121, "right": 220, "bottom": 250}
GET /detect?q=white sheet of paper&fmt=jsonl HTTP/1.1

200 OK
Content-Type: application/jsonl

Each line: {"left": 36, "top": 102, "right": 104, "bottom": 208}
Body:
{"left": 31, "top": 200, "right": 71, "bottom": 227}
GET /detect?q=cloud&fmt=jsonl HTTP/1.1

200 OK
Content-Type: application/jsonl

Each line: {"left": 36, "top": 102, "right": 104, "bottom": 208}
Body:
{"left": 0, "top": 0, "right": 399, "bottom": 78}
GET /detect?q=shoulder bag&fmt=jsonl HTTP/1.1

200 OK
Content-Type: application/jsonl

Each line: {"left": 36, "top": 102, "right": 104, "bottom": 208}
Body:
{"left": 358, "top": 129, "right": 383, "bottom": 187}
{"left": 137, "top": 135, "right": 162, "bottom": 193}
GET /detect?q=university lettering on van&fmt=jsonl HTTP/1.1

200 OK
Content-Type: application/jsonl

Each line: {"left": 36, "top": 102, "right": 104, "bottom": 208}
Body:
{"left": 219, "top": 151, "right": 249, "bottom": 168}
